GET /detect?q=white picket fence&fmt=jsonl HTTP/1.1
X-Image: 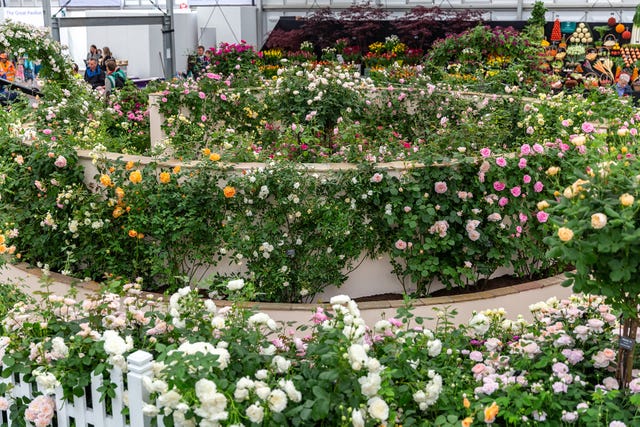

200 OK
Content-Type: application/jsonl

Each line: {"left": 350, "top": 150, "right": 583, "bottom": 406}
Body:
{"left": 0, "top": 350, "right": 164, "bottom": 427}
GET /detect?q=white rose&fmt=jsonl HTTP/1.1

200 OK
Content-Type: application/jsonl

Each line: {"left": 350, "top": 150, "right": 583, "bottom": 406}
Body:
{"left": 367, "top": 396, "right": 389, "bottom": 421}
{"left": 427, "top": 339, "right": 442, "bottom": 357}
{"left": 267, "top": 389, "right": 288, "bottom": 413}
{"left": 272, "top": 355, "right": 291, "bottom": 373}
{"left": 227, "top": 279, "right": 245, "bottom": 291}
{"left": 246, "top": 403, "right": 264, "bottom": 423}
{"left": 330, "top": 295, "right": 351, "bottom": 305}
{"left": 352, "top": 408, "right": 365, "bottom": 427}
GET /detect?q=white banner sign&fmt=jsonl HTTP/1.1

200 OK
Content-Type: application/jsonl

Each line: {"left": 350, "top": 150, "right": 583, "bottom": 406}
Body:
{"left": 1, "top": 8, "right": 45, "bottom": 28}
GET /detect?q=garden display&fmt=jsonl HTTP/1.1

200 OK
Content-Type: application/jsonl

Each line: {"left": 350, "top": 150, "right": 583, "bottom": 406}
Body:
{"left": 2, "top": 6, "right": 640, "bottom": 424}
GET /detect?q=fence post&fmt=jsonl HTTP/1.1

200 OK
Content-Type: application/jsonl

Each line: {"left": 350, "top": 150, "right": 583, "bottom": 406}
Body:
{"left": 127, "top": 350, "right": 154, "bottom": 427}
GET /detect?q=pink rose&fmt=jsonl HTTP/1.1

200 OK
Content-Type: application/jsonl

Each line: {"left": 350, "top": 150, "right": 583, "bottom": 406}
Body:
{"left": 395, "top": 239, "right": 407, "bottom": 250}
{"left": 581, "top": 122, "right": 595, "bottom": 133}
{"left": 523, "top": 174, "right": 531, "bottom": 184}
{"left": 493, "top": 181, "right": 505, "bottom": 191}
{"left": 496, "top": 157, "right": 507, "bottom": 167}
{"left": 434, "top": 181, "right": 448, "bottom": 194}
{"left": 520, "top": 144, "right": 531, "bottom": 155}
{"left": 536, "top": 211, "right": 549, "bottom": 223}
{"left": 518, "top": 158, "right": 527, "bottom": 169}
{"left": 533, "top": 181, "right": 544, "bottom": 193}
{"left": 54, "top": 155, "right": 67, "bottom": 168}
{"left": 510, "top": 186, "right": 522, "bottom": 197}
{"left": 480, "top": 148, "right": 491, "bottom": 157}
{"left": 498, "top": 197, "right": 508, "bottom": 207}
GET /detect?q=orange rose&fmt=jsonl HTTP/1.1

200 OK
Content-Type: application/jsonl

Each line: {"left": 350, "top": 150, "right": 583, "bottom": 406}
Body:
{"left": 115, "top": 187, "right": 125, "bottom": 199}
{"left": 463, "top": 397, "right": 470, "bottom": 409}
{"left": 223, "top": 186, "right": 236, "bottom": 198}
{"left": 125, "top": 161, "right": 135, "bottom": 170}
{"left": 173, "top": 165, "right": 181, "bottom": 174}
{"left": 159, "top": 172, "right": 171, "bottom": 184}
{"left": 113, "top": 207, "right": 124, "bottom": 218}
{"left": 484, "top": 402, "right": 499, "bottom": 423}
{"left": 129, "top": 170, "right": 142, "bottom": 184}
{"left": 210, "top": 153, "right": 221, "bottom": 162}
{"left": 137, "top": 233, "right": 145, "bottom": 239}
{"left": 202, "top": 147, "right": 211, "bottom": 156}
{"left": 461, "top": 417, "right": 473, "bottom": 427}
{"left": 128, "top": 229, "right": 138, "bottom": 238}
{"left": 100, "top": 174, "right": 112, "bottom": 187}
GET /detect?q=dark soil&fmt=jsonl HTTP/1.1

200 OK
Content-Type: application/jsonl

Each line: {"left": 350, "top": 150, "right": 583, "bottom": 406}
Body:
{"left": 353, "top": 271, "right": 564, "bottom": 303}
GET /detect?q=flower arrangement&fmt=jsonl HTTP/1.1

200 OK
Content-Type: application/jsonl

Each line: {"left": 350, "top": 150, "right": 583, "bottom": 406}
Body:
{"left": 1, "top": 276, "right": 639, "bottom": 425}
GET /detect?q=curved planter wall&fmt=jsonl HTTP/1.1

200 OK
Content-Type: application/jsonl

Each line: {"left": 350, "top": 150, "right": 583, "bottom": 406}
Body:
{"left": 5, "top": 262, "right": 573, "bottom": 330}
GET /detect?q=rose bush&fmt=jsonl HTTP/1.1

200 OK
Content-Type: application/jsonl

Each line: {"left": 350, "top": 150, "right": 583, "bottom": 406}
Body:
{"left": 1, "top": 276, "right": 639, "bottom": 426}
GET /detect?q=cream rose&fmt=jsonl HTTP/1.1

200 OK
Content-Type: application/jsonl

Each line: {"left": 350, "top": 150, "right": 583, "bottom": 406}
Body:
{"left": 591, "top": 213, "right": 607, "bottom": 229}
{"left": 620, "top": 193, "right": 635, "bottom": 207}
{"left": 546, "top": 166, "right": 560, "bottom": 176}
{"left": 558, "top": 227, "right": 574, "bottom": 242}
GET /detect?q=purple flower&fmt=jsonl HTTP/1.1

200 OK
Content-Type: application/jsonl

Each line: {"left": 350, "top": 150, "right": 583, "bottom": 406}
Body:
{"left": 469, "top": 350, "right": 483, "bottom": 362}
{"left": 552, "top": 381, "right": 568, "bottom": 393}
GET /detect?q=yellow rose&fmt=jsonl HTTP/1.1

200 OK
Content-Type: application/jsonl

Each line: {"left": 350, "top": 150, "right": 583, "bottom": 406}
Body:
{"left": 462, "top": 417, "right": 473, "bottom": 427}
{"left": 173, "top": 165, "right": 181, "bottom": 174}
{"left": 563, "top": 187, "right": 574, "bottom": 199}
{"left": 0, "top": 235, "right": 4, "bottom": 245}
{"left": 129, "top": 170, "right": 142, "bottom": 184}
{"left": 537, "top": 200, "right": 550, "bottom": 211}
{"left": 591, "top": 213, "right": 607, "bottom": 229}
{"left": 558, "top": 227, "right": 574, "bottom": 242}
{"left": 100, "top": 174, "right": 112, "bottom": 187}
{"left": 484, "top": 402, "right": 499, "bottom": 423}
{"left": 620, "top": 193, "right": 635, "bottom": 207}
{"left": 159, "top": 172, "right": 171, "bottom": 184}
{"left": 546, "top": 166, "right": 560, "bottom": 176}
{"left": 209, "top": 153, "right": 221, "bottom": 162}
{"left": 463, "top": 397, "right": 470, "bottom": 409}
{"left": 202, "top": 147, "right": 211, "bottom": 156}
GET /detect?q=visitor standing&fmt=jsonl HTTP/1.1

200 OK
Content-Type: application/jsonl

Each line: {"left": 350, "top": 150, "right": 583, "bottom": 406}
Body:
{"left": 83, "top": 58, "right": 105, "bottom": 89}
{"left": 85, "top": 44, "right": 100, "bottom": 66}
{"left": 101, "top": 47, "right": 114, "bottom": 67}
{"left": 0, "top": 52, "right": 16, "bottom": 81}
{"left": 104, "top": 59, "right": 127, "bottom": 98}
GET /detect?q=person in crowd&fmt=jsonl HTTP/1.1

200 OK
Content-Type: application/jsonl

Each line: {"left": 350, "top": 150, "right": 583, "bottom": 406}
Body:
{"left": 72, "top": 63, "right": 81, "bottom": 79}
{"left": 0, "top": 52, "right": 16, "bottom": 81}
{"left": 193, "top": 45, "right": 209, "bottom": 78}
{"left": 86, "top": 44, "right": 100, "bottom": 66}
{"left": 101, "top": 47, "right": 114, "bottom": 67}
{"left": 104, "top": 59, "right": 127, "bottom": 98}
{"left": 615, "top": 73, "right": 633, "bottom": 97}
{"left": 83, "top": 58, "right": 105, "bottom": 89}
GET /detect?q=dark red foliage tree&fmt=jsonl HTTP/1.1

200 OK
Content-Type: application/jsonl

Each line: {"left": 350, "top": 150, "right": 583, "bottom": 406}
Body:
{"left": 339, "top": 2, "right": 392, "bottom": 53}
{"left": 393, "top": 6, "right": 484, "bottom": 51}
{"left": 301, "top": 7, "right": 344, "bottom": 52}
{"left": 264, "top": 28, "right": 306, "bottom": 51}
